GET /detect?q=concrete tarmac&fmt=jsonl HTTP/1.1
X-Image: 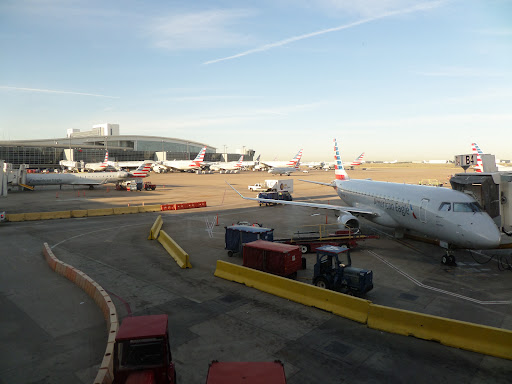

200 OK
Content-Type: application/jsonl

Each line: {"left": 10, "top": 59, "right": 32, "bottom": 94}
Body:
{"left": 1, "top": 167, "right": 511, "bottom": 383}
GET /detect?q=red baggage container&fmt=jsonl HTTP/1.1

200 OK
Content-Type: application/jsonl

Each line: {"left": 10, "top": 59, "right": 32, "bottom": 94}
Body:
{"left": 243, "top": 240, "right": 302, "bottom": 278}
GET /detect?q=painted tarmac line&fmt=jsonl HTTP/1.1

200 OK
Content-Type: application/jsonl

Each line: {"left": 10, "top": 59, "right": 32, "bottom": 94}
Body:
{"left": 367, "top": 249, "right": 512, "bottom": 305}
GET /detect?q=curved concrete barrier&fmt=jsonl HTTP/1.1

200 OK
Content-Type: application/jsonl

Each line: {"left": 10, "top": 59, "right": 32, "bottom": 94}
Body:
{"left": 214, "top": 260, "right": 370, "bottom": 324}
{"left": 157, "top": 230, "right": 192, "bottom": 268}
{"left": 138, "top": 204, "right": 162, "bottom": 213}
{"left": 112, "top": 206, "right": 140, "bottom": 215}
{"left": 367, "top": 304, "right": 512, "bottom": 360}
{"left": 148, "top": 215, "right": 163, "bottom": 240}
{"left": 87, "top": 208, "right": 114, "bottom": 217}
{"left": 42, "top": 243, "right": 118, "bottom": 384}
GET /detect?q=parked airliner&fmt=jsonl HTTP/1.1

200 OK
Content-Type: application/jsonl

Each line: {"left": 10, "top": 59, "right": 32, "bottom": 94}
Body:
{"left": 210, "top": 155, "right": 244, "bottom": 173}
{"left": 266, "top": 149, "right": 303, "bottom": 176}
{"left": 229, "top": 139, "right": 501, "bottom": 265}
{"left": 25, "top": 162, "right": 152, "bottom": 189}
{"left": 160, "top": 146, "right": 207, "bottom": 172}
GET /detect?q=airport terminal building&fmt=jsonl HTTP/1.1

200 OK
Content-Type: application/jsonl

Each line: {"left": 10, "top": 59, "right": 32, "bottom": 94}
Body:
{"left": 0, "top": 123, "right": 254, "bottom": 168}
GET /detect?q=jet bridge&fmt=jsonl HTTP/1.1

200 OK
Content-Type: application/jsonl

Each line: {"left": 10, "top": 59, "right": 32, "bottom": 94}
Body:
{"left": 450, "top": 172, "right": 512, "bottom": 234}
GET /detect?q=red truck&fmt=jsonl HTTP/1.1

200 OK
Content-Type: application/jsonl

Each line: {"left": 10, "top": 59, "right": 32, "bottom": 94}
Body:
{"left": 206, "top": 361, "right": 287, "bottom": 383}
{"left": 113, "top": 314, "right": 176, "bottom": 384}
{"left": 243, "top": 240, "right": 302, "bottom": 279}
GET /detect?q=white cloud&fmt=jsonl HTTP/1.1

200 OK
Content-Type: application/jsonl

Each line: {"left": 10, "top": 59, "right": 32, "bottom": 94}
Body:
{"left": 148, "top": 9, "right": 256, "bottom": 51}
{"left": 203, "top": 1, "right": 444, "bottom": 64}
{"left": 0, "top": 86, "right": 119, "bottom": 98}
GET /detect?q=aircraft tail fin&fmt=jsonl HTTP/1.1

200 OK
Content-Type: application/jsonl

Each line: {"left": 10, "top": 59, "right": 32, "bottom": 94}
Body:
{"left": 99, "top": 151, "right": 109, "bottom": 170}
{"left": 287, "top": 149, "right": 303, "bottom": 167}
{"left": 350, "top": 152, "right": 365, "bottom": 166}
{"left": 235, "top": 155, "right": 244, "bottom": 168}
{"left": 131, "top": 162, "right": 152, "bottom": 178}
{"left": 471, "top": 142, "right": 483, "bottom": 173}
{"left": 333, "top": 139, "right": 349, "bottom": 180}
{"left": 193, "top": 146, "right": 207, "bottom": 164}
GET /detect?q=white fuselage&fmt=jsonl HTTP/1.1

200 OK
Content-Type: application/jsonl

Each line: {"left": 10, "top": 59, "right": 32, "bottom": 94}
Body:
{"left": 268, "top": 166, "right": 299, "bottom": 176}
{"left": 162, "top": 160, "right": 202, "bottom": 171}
{"left": 334, "top": 179, "right": 501, "bottom": 249}
{"left": 26, "top": 171, "right": 130, "bottom": 186}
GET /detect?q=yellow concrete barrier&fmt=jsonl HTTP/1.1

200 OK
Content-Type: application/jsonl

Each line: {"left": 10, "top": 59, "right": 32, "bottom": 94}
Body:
{"left": 138, "top": 204, "right": 162, "bottom": 213}
{"left": 214, "top": 260, "right": 370, "bottom": 324}
{"left": 87, "top": 208, "right": 114, "bottom": 217}
{"left": 368, "top": 304, "right": 512, "bottom": 360}
{"left": 113, "top": 206, "right": 140, "bottom": 215}
{"left": 40, "top": 210, "right": 71, "bottom": 220}
{"left": 24, "top": 212, "right": 42, "bottom": 221}
{"left": 71, "top": 209, "right": 88, "bottom": 218}
{"left": 6, "top": 213, "right": 25, "bottom": 222}
{"left": 42, "top": 243, "right": 117, "bottom": 384}
{"left": 157, "top": 230, "right": 192, "bottom": 268}
{"left": 148, "top": 215, "right": 163, "bottom": 240}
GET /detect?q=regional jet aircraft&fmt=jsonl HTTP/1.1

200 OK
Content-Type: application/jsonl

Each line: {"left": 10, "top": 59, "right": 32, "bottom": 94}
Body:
{"left": 229, "top": 139, "right": 501, "bottom": 265}
{"left": 25, "top": 162, "right": 152, "bottom": 189}
{"left": 210, "top": 155, "right": 244, "bottom": 173}
{"left": 160, "top": 146, "right": 207, "bottom": 172}
{"left": 266, "top": 149, "right": 303, "bottom": 176}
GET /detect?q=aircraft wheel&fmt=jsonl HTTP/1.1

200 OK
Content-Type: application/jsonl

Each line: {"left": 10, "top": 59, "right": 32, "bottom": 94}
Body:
{"left": 313, "top": 277, "right": 330, "bottom": 289}
{"left": 227, "top": 250, "right": 234, "bottom": 257}
{"left": 448, "top": 255, "right": 456, "bottom": 265}
{"left": 442, "top": 255, "right": 449, "bottom": 265}
{"left": 300, "top": 245, "right": 309, "bottom": 254}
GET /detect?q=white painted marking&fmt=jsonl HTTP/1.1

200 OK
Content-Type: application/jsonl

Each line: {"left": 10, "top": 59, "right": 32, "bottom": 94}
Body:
{"left": 367, "top": 249, "right": 512, "bottom": 305}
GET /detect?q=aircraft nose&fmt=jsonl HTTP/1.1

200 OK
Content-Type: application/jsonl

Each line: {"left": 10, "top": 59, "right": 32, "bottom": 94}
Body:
{"left": 470, "top": 218, "right": 501, "bottom": 249}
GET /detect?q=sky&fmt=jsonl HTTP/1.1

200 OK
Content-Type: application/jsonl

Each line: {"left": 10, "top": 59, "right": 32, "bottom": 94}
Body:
{"left": 0, "top": 0, "right": 511, "bottom": 162}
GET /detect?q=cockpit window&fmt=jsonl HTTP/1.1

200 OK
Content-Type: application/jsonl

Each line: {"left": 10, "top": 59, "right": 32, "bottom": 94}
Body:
{"left": 453, "top": 202, "right": 482, "bottom": 212}
{"left": 439, "top": 202, "right": 451, "bottom": 211}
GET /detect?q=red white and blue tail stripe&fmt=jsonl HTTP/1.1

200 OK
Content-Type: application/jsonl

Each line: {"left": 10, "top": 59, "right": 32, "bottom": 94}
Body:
{"left": 130, "top": 162, "right": 152, "bottom": 178}
{"left": 235, "top": 155, "right": 244, "bottom": 169}
{"left": 99, "top": 151, "right": 109, "bottom": 170}
{"left": 287, "top": 149, "right": 303, "bottom": 167}
{"left": 350, "top": 152, "right": 365, "bottom": 166}
{"left": 333, "top": 139, "right": 349, "bottom": 180}
{"left": 471, "top": 142, "right": 483, "bottom": 173}
{"left": 192, "top": 146, "right": 207, "bottom": 166}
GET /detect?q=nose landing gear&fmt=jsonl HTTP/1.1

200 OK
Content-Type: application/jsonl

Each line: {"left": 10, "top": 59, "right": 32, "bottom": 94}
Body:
{"left": 442, "top": 251, "right": 456, "bottom": 266}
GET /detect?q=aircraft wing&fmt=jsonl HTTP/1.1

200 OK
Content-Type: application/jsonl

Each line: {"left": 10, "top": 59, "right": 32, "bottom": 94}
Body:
{"left": 298, "top": 179, "right": 333, "bottom": 187}
{"left": 227, "top": 183, "right": 376, "bottom": 215}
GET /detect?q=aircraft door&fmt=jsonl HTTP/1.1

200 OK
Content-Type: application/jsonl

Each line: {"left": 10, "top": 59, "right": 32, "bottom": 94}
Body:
{"left": 420, "top": 198, "right": 429, "bottom": 223}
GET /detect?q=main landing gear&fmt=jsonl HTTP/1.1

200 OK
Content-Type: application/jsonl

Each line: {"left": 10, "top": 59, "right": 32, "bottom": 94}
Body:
{"left": 441, "top": 250, "right": 456, "bottom": 266}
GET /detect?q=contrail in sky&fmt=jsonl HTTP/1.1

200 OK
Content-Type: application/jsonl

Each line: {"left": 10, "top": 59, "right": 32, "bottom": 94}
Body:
{"left": 0, "top": 86, "right": 119, "bottom": 99}
{"left": 203, "top": 1, "right": 443, "bottom": 65}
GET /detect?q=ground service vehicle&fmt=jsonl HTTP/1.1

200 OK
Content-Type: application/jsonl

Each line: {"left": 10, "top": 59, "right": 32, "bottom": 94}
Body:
{"left": 243, "top": 240, "right": 303, "bottom": 278}
{"left": 113, "top": 314, "right": 176, "bottom": 384}
{"left": 206, "top": 360, "right": 287, "bottom": 383}
{"left": 313, "top": 245, "right": 373, "bottom": 295}
{"left": 257, "top": 191, "right": 292, "bottom": 205}
{"left": 144, "top": 182, "right": 156, "bottom": 190}
{"left": 248, "top": 179, "right": 293, "bottom": 193}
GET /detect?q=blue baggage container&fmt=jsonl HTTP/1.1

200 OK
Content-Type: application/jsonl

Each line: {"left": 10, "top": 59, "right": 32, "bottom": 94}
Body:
{"left": 225, "top": 225, "right": 274, "bottom": 257}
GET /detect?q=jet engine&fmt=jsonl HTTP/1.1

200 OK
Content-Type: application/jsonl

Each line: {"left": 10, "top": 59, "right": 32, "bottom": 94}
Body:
{"left": 337, "top": 213, "right": 359, "bottom": 230}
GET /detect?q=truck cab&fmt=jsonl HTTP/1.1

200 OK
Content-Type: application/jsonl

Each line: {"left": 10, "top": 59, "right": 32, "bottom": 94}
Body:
{"left": 114, "top": 314, "right": 176, "bottom": 384}
{"left": 312, "top": 245, "right": 373, "bottom": 295}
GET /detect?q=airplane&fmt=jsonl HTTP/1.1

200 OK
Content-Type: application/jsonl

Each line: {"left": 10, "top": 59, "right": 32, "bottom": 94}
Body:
{"left": 323, "top": 152, "right": 365, "bottom": 171}
{"left": 266, "top": 149, "right": 303, "bottom": 176}
{"left": 241, "top": 154, "right": 261, "bottom": 170}
{"left": 471, "top": 142, "right": 511, "bottom": 172}
{"left": 25, "top": 162, "right": 152, "bottom": 189}
{"left": 84, "top": 151, "right": 110, "bottom": 172}
{"left": 209, "top": 155, "right": 244, "bottom": 173}
{"left": 159, "top": 146, "right": 207, "bottom": 172}
{"left": 228, "top": 139, "right": 501, "bottom": 265}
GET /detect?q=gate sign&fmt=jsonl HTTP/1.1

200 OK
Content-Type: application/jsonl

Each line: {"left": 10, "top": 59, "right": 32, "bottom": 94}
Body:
{"left": 455, "top": 154, "right": 478, "bottom": 167}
